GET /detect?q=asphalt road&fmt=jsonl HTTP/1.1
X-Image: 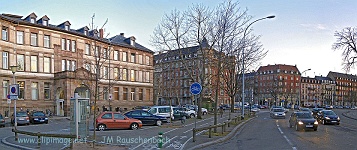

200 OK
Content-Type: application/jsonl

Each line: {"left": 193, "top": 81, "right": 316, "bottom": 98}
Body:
{"left": 205, "top": 109, "right": 357, "bottom": 150}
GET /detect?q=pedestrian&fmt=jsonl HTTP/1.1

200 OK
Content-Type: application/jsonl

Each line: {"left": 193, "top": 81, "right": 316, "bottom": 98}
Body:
{"left": 219, "top": 107, "right": 223, "bottom": 118}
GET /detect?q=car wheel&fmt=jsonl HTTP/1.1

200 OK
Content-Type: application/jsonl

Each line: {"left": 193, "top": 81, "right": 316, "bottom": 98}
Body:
{"left": 295, "top": 124, "right": 299, "bottom": 131}
{"left": 166, "top": 118, "right": 171, "bottom": 123}
{"left": 130, "top": 123, "right": 139, "bottom": 130}
{"left": 336, "top": 123, "right": 340, "bottom": 125}
{"left": 190, "top": 114, "right": 195, "bottom": 118}
{"left": 182, "top": 116, "right": 187, "bottom": 120}
{"left": 322, "top": 120, "right": 325, "bottom": 125}
{"left": 98, "top": 124, "right": 106, "bottom": 131}
{"left": 156, "top": 120, "right": 162, "bottom": 126}
{"left": 314, "top": 128, "right": 317, "bottom": 131}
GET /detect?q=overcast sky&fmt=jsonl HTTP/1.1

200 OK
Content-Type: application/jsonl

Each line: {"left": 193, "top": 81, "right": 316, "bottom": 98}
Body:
{"left": 2, "top": 0, "right": 357, "bottom": 77}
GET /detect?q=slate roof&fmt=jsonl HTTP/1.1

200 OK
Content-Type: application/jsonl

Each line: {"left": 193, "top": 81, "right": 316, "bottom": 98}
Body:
{"left": 257, "top": 64, "right": 300, "bottom": 74}
{"left": 0, "top": 13, "right": 153, "bottom": 53}
{"left": 327, "top": 71, "right": 357, "bottom": 81}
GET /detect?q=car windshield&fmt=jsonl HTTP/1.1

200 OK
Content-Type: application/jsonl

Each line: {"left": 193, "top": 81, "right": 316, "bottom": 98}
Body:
{"left": 33, "top": 112, "right": 45, "bottom": 116}
{"left": 296, "top": 113, "right": 313, "bottom": 118}
{"left": 300, "top": 108, "right": 310, "bottom": 111}
{"left": 324, "top": 111, "right": 336, "bottom": 115}
{"left": 16, "top": 112, "right": 27, "bottom": 117}
{"left": 273, "top": 109, "right": 284, "bottom": 112}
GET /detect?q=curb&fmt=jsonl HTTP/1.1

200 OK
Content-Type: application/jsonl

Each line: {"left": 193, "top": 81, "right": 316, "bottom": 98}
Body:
{"left": 187, "top": 116, "right": 256, "bottom": 150}
{"left": 1, "top": 136, "right": 35, "bottom": 150}
{"left": 342, "top": 111, "right": 357, "bottom": 120}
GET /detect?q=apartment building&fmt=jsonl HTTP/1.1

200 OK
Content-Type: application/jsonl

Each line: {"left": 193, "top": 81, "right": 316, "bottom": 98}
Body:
{"left": 0, "top": 13, "right": 154, "bottom": 117}
{"left": 327, "top": 71, "right": 357, "bottom": 106}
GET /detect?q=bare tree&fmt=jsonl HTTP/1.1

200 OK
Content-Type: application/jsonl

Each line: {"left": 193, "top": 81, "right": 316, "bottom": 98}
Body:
{"left": 332, "top": 27, "right": 357, "bottom": 72}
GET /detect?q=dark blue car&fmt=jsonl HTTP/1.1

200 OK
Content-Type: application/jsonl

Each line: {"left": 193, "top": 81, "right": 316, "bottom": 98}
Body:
{"left": 124, "top": 110, "right": 166, "bottom": 126}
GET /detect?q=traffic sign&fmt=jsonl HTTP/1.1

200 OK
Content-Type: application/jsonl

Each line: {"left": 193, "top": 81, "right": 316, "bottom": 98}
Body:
{"left": 10, "top": 95, "right": 18, "bottom": 100}
{"left": 190, "top": 82, "right": 202, "bottom": 95}
{"left": 109, "top": 94, "right": 112, "bottom": 100}
{"left": 7, "top": 99, "right": 11, "bottom": 104}
{"left": 9, "top": 84, "right": 19, "bottom": 96}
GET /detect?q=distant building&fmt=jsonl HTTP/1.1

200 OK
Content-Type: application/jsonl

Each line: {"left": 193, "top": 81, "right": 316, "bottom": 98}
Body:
{"left": 327, "top": 71, "right": 357, "bottom": 106}
{"left": 0, "top": 13, "right": 154, "bottom": 116}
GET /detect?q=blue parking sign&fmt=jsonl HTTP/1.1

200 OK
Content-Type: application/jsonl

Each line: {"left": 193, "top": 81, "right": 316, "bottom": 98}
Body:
{"left": 190, "top": 82, "right": 202, "bottom": 95}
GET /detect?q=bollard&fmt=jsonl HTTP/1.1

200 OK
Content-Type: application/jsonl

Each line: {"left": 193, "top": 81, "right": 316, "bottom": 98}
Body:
{"left": 209, "top": 126, "right": 212, "bottom": 138}
{"left": 192, "top": 129, "right": 196, "bottom": 142}
{"left": 221, "top": 123, "right": 224, "bottom": 134}
{"left": 158, "top": 132, "right": 163, "bottom": 148}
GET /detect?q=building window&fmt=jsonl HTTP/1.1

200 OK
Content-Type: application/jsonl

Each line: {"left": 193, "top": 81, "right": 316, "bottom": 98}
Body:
{"left": 61, "top": 60, "right": 66, "bottom": 71}
{"left": 123, "top": 88, "right": 128, "bottom": 100}
{"left": 17, "top": 31, "right": 24, "bottom": 44}
{"left": 95, "top": 46, "right": 99, "bottom": 57}
{"left": 114, "top": 87, "right": 119, "bottom": 100}
{"left": 65, "top": 25, "right": 69, "bottom": 31}
{"left": 114, "top": 68, "right": 119, "bottom": 80}
{"left": 44, "top": 35, "right": 50, "bottom": 48}
{"left": 66, "top": 60, "right": 70, "bottom": 71}
{"left": 2, "top": 27, "right": 8, "bottom": 41}
{"left": 130, "top": 70, "right": 135, "bottom": 81}
{"left": 17, "top": 54, "right": 25, "bottom": 71}
{"left": 139, "top": 89, "right": 143, "bottom": 101}
{"left": 44, "top": 82, "right": 50, "bottom": 99}
{"left": 131, "top": 53, "right": 135, "bottom": 63}
{"left": 122, "top": 69, "right": 127, "bottom": 80}
{"left": 145, "top": 71, "right": 150, "bottom": 82}
{"left": 138, "top": 55, "right": 142, "bottom": 64}
{"left": 145, "top": 89, "right": 150, "bottom": 101}
{"left": 72, "top": 40, "right": 76, "bottom": 52}
{"left": 146, "top": 56, "right": 150, "bottom": 65}
{"left": 114, "top": 51, "right": 119, "bottom": 60}
{"left": 30, "top": 33, "right": 37, "bottom": 46}
{"left": 42, "top": 20, "right": 48, "bottom": 26}
{"left": 138, "top": 71, "right": 142, "bottom": 82}
{"left": 31, "top": 82, "right": 38, "bottom": 100}
{"left": 122, "top": 52, "right": 127, "bottom": 61}
{"left": 71, "top": 61, "right": 76, "bottom": 71}
{"left": 2, "top": 80, "right": 9, "bottom": 99}
{"left": 84, "top": 30, "right": 88, "bottom": 36}
{"left": 2, "top": 52, "right": 8, "bottom": 69}
{"left": 103, "top": 87, "right": 108, "bottom": 100}
{"left": 104, "top": 66, "right": 108, "bottom": 79}
{"left": 103, "top": 48, "right": 108, "bottom": 59}
{"left": 66, "top": 39, "right": 70, "bottom": 51}
{"left": 30, "top": 56, "right": 38, "bottom": 72}
{"left": 131, "top": 88, "right": 135, "bottom": 101}
{"left": 18, "top": 81, "right": 25, "bottom": 99}
{"left": 85, "top": 63, "right": 90, "bottom": 71}
{"left": 43, "top": 57, "right": 50, "bottom": 73}
{"left": 85, "top": 44, "right": 90, "bottom": 55}
{"left": 61, "top": 39, "right": 65, "bottom": 50}
{"left": 30, "top": 18, "right": 35, "bottom": 23}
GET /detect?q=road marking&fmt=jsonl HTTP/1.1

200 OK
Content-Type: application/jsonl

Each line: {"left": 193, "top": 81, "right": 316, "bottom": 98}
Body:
{"left": 140, "top": 126, "right": 157, "bottom": 130}
{"left": 164, "top": 128, "right": 178, "bottom": 134}
{"left": 163, "top": 136, "right": 177, "bottom": 146}
{"left": 183, "top": 129, "right": 192, "bottom": 133}
{"left": 180, "top": 136, "right": 193, "bottom": 150}
{"left": 199, "top": 123, "right": 209, "bottom": 126}
{"left": 276, "top": 121, "right": 297, "bottom": 150}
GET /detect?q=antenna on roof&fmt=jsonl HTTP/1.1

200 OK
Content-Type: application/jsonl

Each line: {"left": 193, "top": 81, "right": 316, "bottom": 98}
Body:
{"left": 91, "top": 13, "right": 95, "bottom": 30}
{"left": 101, "top": 18, "right": 108, "bottom": 29}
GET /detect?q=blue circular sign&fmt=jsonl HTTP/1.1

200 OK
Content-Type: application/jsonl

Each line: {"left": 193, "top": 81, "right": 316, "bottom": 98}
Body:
{"left": 190, "top": 82, "right": 202, "bottom": 95}
{"left": 11, "top": 87, "right": 17, "bottom": 94}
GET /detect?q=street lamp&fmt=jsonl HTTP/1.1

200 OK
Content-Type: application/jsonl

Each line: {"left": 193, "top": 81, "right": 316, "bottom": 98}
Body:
{"left": 10, "top": 65, "right": 18, "bottom": 141}
{"left": 241, "top": 15, "right": 275, "bottom": 119}
{"left": 299, "top": 68, "right": 311, "bottom": 108}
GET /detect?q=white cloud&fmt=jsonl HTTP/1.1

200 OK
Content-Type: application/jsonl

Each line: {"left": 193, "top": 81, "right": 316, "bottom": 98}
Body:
{"left": 300, "top": 23, "right": 328, "bottom": 30}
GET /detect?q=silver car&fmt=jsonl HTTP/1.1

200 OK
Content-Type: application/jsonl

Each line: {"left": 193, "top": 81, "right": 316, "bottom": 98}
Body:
{"left": 270, "top": 108, "right": 286, "bottom": 119}
{"left": 11, "top": 111, "right": 30, "bottom": 125}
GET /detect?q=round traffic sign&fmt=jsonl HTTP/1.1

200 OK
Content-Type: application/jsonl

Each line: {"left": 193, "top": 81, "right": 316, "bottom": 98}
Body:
{"left": 190, "top": 82, "right": 202, "bottom": 95}
{"left": 11, "top": 87, "right": 17, "bottom": 94}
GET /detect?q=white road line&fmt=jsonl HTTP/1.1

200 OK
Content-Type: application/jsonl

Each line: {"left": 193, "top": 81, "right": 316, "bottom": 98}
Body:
{"left": 180, "top": 136, "right": 193, "bottom": 150}
{"left": 164, "top": 128, "right": 178, "bottom": 134}
{"left": 131, "top": 128, "right": 177, "bottom": 150}
{"left": 276, "top": 120, "right": 297, "bottom": 150}
{"left": 183, "top": 129, "right": 192, "bottom": 134}
{"left": 163, "top": 136, "right": 177, "bottom": 146}
{"left": 199, "top": 123, "right": 209, "bottom": 126}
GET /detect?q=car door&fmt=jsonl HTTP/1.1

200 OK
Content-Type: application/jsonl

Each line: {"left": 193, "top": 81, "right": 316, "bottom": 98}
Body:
{"left": 101, "top": 113, "right": 114, "bottom": 129}
{"left": 142, "top": 111, "right": 155, "bottom": 125}
{"left": 114, "top": 113, "right": 130, "bottom": 128}
{"left": 131, "top": 111, "right": 145, "bottom": 124}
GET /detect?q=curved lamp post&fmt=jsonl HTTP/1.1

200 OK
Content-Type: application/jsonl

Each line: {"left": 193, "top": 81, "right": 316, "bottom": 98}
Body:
{"left": 299, "top": 68, "right": 311, "bottom": 107}
{"left": 242, "top": 15, "right": 275, "bottom": 119}
{"left": 10, "top": 65, "right": 18, "bottom": 141}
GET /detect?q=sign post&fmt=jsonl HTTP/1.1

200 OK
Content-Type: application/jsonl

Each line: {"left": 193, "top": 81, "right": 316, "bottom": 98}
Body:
{"left": 190, "top": 82, "right": 202, "bottom": 129}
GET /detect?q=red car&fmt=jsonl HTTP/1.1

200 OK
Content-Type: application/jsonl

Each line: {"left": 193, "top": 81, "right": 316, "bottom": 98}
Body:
{"left": 95, "top": 112, "right": 142, "bottom": 131}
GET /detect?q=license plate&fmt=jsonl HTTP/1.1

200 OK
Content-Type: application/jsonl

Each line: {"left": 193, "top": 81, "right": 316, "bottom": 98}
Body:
{"left": 19, "top": 118, "right": 24, "bottom": 121}
{"left": 331, "top": 121, "right": 336, "bottom": 122}
{"left": 40, "top": 120, "right": 44, "bottom": 122}
{"left": 306, "top": 125, "right": 313, "bottom": 127}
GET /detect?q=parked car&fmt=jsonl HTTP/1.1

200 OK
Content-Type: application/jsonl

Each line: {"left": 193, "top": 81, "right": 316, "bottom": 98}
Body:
{"left": 11, "top": 111, "right": 30, "bottom": 125}
{"left": 173, "top": 109, "right": 190, "bottom": 121}
{"left": 289, "top": 111, "right": 318, "bottom": 131}
{"left": 271, "top": 106, "right": 287, "bottom": 113}
{"left": 270, "top": 108, "right": 286, "bottom": 119}
{"left": 344, "top": 106, "right": 350, "bottom": 109}
{"left": 0, "top": 114, "right": 5, "bottom": 127}
{"left": 250, "top": 106, "right": 260, "bottom": 112}
{"left": 351, "top": 106, "right": 357, "bottom": 110}
{"left": 148, "top": 106, "right": 174, "bottom": 122}
{"left": 124, "top": 110, "right": 166, "bottom": 126}
{"left": 95, "top": 111, "right": 142, "bottom": 131}
{"left": 184, "top": 105, "right": 208, "bottom": 115}
{"left": 173, "top": 107, "right": 196, "bottom": 118}
{"left": 325, "top": 105, "right": 333, "bottom": 110}
{"left": 134, "top": 106, "right": 151, "bottom": 111}
{"left": 28, "top": 111, "right": 48, "bottom": 124}
{"left": 316, "top": 110, "right": 340, "bottom": 125}
{"left": 312, "top": 108, "right": 324, "bottom": 118}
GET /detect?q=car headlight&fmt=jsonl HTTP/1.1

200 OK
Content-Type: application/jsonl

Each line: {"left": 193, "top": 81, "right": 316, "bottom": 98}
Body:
{"left": 337, "top": 117, "right": 340, "bottom": 120}
{"left": 274, "top": 113, "right": 278, "bottom": 116}
{"left": 34, "top": 118, "right": 38, "bottom": 120}
{"left": 314, "top": 121, "right": 318, "bottom": 125}
{"left": 325, "top": 117, "right": 330, "bottom": 120}
{"left": 298, "top": 121, "right": 304, "bottom": 125}
{"left": 45, "top": 118, "right": 48, "bottom": 120}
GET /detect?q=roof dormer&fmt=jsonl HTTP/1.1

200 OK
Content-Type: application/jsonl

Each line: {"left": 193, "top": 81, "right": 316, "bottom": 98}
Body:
{"left": 37, "top": 15, "right": 50, "bottom": 26}
{"left": 57, "top": 21, "right": 71, "bottom": 31}
{"left": 130, "top": 36, "right": 136, "bottom": 46}
{"left": 76, "top": 26, "right": 90, "bottom": 36}
{"left": 89, "top": 29, "right": 99, "bottom": 38}
{"left": 24, "top": 12, "right": 37, "bottom": 23}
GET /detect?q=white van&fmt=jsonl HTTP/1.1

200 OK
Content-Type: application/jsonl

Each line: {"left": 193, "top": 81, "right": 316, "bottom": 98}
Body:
{"left": 148, "top": 106, "right": 174, "bottom": 122}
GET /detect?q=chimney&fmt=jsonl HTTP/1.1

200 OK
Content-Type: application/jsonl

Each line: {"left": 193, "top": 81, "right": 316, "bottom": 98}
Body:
{"left": 99, "top": 29, "right": 104, "bottom": 38}
{"left": 120, "top": 33, "right": 124, "bottom": 36}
